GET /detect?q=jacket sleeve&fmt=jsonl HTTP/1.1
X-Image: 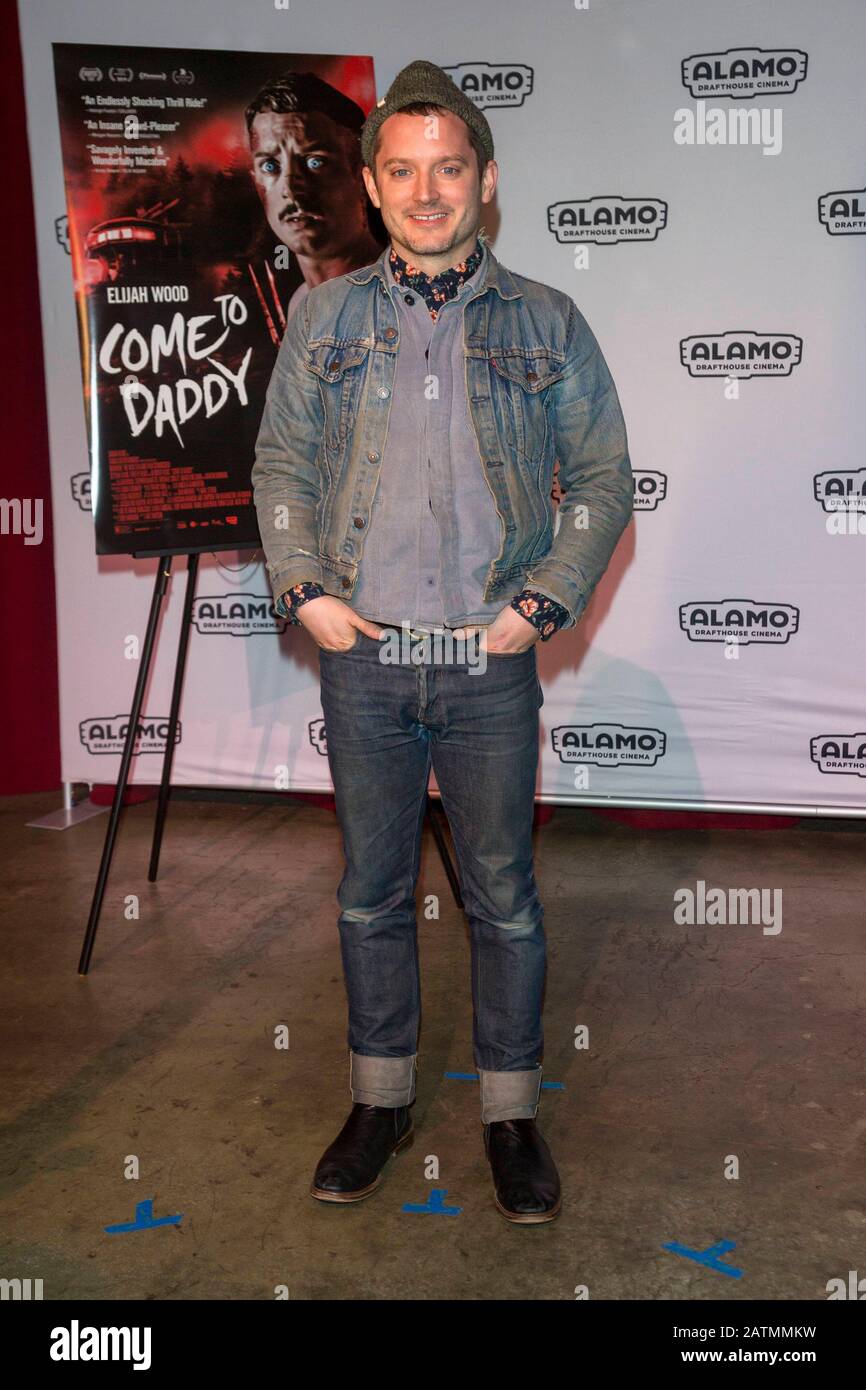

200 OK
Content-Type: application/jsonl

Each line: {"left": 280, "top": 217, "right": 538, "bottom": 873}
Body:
{"left": 525, "top": 298, "right": 634, "bottom": 628}
{"left": 251, "top": 296, "right": 326, "bottom": 604}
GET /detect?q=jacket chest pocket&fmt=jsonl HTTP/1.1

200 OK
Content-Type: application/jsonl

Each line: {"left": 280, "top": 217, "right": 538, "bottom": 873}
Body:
{"left": 306, "top": 341, "right": 370, "bottom": 449}
{"left": 487, "top": 351, "right": 564, "bottom": 464}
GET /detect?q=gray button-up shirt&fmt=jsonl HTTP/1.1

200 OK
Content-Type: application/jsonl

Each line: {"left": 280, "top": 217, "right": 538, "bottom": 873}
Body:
{"left": 347, "top": 241, "right": 507, "bottom": 632}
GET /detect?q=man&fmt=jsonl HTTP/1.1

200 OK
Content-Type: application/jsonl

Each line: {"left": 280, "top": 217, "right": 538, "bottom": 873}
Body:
{"left": 246, "top": 70, "right": 384, "bottom": 322}
{"left": 252, "top": 59, "right": 633, "bottom": 1223}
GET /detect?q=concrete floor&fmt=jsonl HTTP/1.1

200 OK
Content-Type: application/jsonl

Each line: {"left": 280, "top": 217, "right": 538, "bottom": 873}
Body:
{"left": 1, "top": 789, "right": 864, "bottom": 1301}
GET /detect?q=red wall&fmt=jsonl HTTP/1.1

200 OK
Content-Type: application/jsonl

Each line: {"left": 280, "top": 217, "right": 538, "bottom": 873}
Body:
{"left": 1, "top": 3, "right": 61, "bottom": 794}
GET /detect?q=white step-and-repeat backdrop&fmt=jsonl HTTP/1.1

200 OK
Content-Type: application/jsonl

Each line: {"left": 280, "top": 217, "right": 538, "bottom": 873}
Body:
{"left": 18, "top": 0, "right": 866, "bottom": 813}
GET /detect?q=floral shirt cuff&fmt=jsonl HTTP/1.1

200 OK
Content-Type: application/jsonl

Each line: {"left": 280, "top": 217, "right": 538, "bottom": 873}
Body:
{"left": 509, "top": 588, "right": 570, "bottom": 641}
{"left": 275, "top": 582, "right": 569, "bottom": 640}
{"left": 275, "top": 581, "right": 326, "bottom": 625}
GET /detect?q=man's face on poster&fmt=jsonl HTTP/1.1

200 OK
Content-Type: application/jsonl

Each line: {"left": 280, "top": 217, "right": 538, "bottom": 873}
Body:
{"left": 249, "top": 109, "right": 367, "bottom": 256}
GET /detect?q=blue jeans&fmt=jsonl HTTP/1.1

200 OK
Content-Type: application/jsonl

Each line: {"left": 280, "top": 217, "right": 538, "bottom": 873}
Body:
{"left": 318, "top": 627, "right": 547, "bottom": 1123}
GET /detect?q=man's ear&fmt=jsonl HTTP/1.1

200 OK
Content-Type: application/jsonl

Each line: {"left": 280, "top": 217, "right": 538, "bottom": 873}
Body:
{"left": 481, "top": 158, "right": 498, "bottom": 206}
{"left": 362, "top": 164, "right": 381, "bottom": 209}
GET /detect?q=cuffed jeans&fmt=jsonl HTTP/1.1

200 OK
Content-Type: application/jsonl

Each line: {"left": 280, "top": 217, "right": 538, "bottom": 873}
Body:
{"left": 318, "top": 626, "right": 547, "bottom": 1123}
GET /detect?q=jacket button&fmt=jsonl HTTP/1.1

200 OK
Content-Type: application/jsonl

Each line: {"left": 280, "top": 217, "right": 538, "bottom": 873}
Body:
{"left": 353, "top": 516, "right": 365, "bottom": 528}
{"left": 404, "top": 293, "right": 415, "bottom": 305}
{"left": 340, "top": 577, "right": 351, "bottom": 589}
{"left": 328, "top": 356, "right": 342, "bottom": 371}
{"left": 383, "top": 327, "right": 397, "bottom": 340}
{"left": 376, "top": 386, "right": 390, "bottom": 399}
{"left": 367, "top": 450, "right": 380, "bottom": 462}
{"left": 526, "top": 369, "right": 538, "bottom": 382}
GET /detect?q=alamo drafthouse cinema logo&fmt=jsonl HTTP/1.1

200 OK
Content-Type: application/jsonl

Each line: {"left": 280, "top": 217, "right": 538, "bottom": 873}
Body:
{"left": 308, "top": 717, "right": 327, "bottom": 757}
{"left": 633, "top": 470, "right": 667, "bottom": 511}
{"left": 810, "top": 734, "right": 866, "bottom": 778}
{"left": 551, "top": 723, "right": 666, "bottom": 768}
{"left": 681, "top": 48, "right": 808, "bottom": 99}
{"left": 680, "top": 332, "right": 802, "bottom": 378}
{"left": 547, "top": 196, "right": 667, "bottom": 245}
{"left": 819, "top": 185, "right": 866, "bottom": 235}
{"left": 191, "top": 593, "right": 287, "bottom": 636}
{"left": 80, "top": 715, "right": 181, "bottom": 756}
{"left": 679, "top": 600, "right": 799, "bottom": 645}
{"left": 814, "top": 467, "right": 866, "bottom": 516}
{"left": 442, "top": 61, "right": 532, "bottom": 109}
{"left": 71, "top": 471, "right": 91, "bottom": 509}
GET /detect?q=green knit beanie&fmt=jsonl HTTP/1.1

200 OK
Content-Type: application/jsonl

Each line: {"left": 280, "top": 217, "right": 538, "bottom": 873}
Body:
{"left": 360, "top": 58, "right": 494, "bottom": 171}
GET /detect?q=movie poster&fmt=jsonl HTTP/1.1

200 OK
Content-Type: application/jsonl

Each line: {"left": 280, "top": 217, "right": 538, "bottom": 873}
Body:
{"left": 52, "top": 44, "right": 380, "bottom": 556}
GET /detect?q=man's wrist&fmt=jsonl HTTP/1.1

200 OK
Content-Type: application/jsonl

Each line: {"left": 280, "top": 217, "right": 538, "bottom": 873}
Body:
{"left": 275, "top": 580, "right": 327, "bottom": 625}
{"left": 510, "top": 588, "right": 570, "bottom": 641}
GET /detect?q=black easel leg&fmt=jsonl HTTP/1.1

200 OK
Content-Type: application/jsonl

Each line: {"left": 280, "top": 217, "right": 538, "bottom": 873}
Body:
{"left": 78, "top": 557, "right": 174, "bottom": 975}
{"left": 149, "top": 551, "right": 199, "bottom": 882}
{"left": 426, "top": 793, "right": 463, "bottom": 911}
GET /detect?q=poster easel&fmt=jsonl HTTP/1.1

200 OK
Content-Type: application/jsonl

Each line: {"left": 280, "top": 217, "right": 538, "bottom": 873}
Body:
{"left": 77, "top": 547, "right": 462, "bottom": 974}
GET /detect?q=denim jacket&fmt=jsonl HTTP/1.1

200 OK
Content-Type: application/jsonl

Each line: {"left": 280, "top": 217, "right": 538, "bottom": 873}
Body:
{"left": 252, "top": 241, "right": 633, "bottom": 629}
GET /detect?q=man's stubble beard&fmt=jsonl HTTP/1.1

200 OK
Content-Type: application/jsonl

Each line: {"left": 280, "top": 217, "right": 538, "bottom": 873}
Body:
{"left": 389, "top": 215, "right": 480, "bottom": 264}
{"left": 398, "top": 229, "right": 459, "bottom": 260}
{"left": 374, "top": 177, "right": 482, "bottom": 264}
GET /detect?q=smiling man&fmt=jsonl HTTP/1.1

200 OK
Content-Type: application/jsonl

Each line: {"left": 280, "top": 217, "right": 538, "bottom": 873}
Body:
{"left": 245, "top": 70, "right": 383, "bottom": 320}
{"left": 252, "top": 59, "right": 634, "bottom": 1223}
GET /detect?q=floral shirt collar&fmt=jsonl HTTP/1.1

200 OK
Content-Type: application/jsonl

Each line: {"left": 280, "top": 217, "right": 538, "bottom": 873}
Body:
{"left": 388, "top": 236, "right": 484, "bottom": 320}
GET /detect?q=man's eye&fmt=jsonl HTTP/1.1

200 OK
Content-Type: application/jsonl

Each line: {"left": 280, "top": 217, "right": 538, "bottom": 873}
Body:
{"left": 261, "top": 158, "right": 279, "bottom": 175}
{"left": 306, "top": 155, "right": 326, "bottom": 170}
{"left": 440, "top": 166, "right": 461, "bottom": 175}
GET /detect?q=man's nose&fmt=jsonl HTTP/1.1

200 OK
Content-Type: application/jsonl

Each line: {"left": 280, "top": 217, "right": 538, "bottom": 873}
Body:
{"left": 281, "top": 160, "right": 308, "bottom": 200}
{"left": 415, "top": 171, "right": 439, "bottom": 202}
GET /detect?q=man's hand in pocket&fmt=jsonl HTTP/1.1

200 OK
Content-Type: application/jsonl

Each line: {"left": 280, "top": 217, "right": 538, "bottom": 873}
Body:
{"left": 297, "top": 595, "right": 383, "bottom": 652}
{"left": 464, "top": 605, "right": 539, "bottom": 655}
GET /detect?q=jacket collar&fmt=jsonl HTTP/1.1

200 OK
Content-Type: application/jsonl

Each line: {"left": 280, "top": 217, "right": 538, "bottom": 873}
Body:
{"left": 345, "top": 237, "right": 523, "bottom": 301}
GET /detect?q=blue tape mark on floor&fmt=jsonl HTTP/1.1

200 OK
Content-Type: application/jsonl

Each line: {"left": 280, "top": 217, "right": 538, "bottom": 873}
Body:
{"left": 402, "top": 1188, "right": 462, "bottom": 1215}
{"left": 104, "top": 1198, "right": 183, "bottom": 1235}
{"left": 443, "top": 1071, "right": 563, "bottom": 1090}
{"left": 661, "top": 1238, "right": 742, "bottom": 1278}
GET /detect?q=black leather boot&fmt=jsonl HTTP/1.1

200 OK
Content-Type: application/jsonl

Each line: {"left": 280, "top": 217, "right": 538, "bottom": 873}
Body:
{"left": 310, "top": 1102, "right": 414, "bottom": 1202}
{"left": 484, "top": 1118, "right": 562, "bottom": 1223}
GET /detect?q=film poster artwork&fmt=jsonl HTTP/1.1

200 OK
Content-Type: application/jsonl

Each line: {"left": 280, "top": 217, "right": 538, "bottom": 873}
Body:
{"left": 52, "top": 44, "right": 382, "bottom": 556}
